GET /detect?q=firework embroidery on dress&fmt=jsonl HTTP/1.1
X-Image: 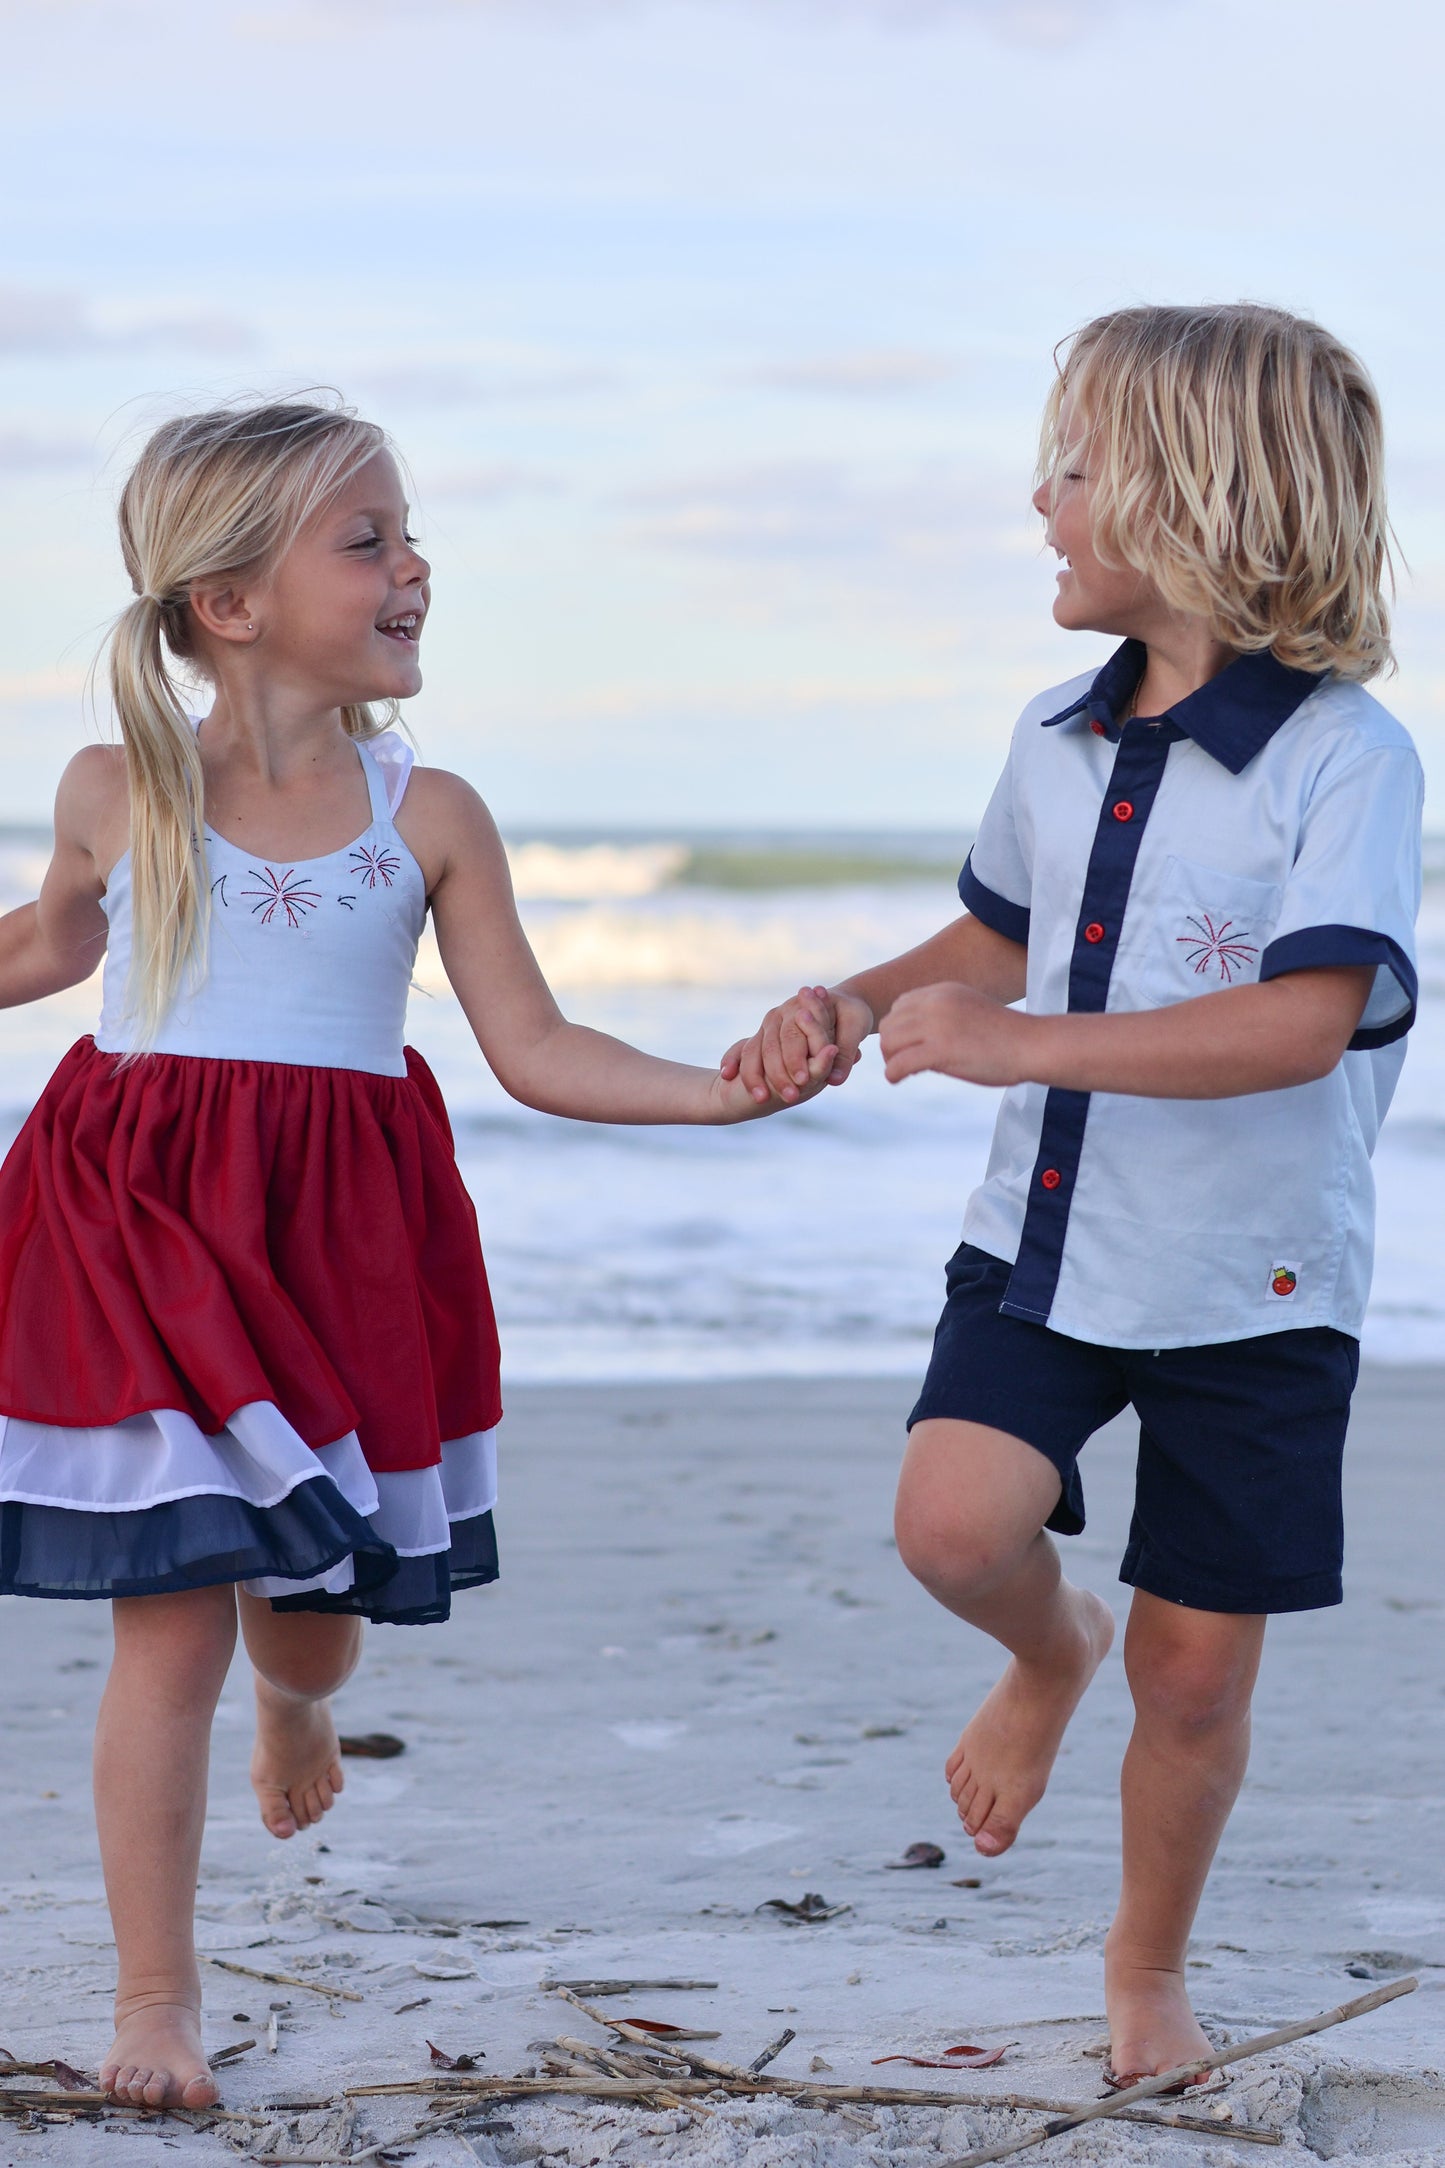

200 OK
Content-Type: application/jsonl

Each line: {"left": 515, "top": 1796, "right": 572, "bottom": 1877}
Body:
{"left": 1176, "top": 912, "right": 1259, "bottom": 983}
{"left": 242, "top": 865, "right": 322, "bottom": 928}
{"left": 337, "top": 895, "right": 356, "bottom": 911}
{"left": 211, "top": 874, "right": 229, "bottom": 908}
{"left": 349, "top": 842, "right": 400, "bottom": 890}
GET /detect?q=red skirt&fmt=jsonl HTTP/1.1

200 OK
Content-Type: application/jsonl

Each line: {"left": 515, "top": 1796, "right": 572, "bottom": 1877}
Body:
{"left": 0, "top": 1039, "right": 502, "bottom": 1622}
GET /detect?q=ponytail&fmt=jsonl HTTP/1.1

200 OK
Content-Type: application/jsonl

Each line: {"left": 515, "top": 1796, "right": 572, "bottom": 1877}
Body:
{"left": 109, "top": 591, "right": 209, "bottom": 1041}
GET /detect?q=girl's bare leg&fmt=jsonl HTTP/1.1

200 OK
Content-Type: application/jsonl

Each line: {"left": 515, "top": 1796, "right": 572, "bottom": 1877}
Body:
{"left": 895, "top": 1420, "right": 1116, "bottom": 1856}
{"left": 95, "top": 1584, "right": 237, "bottom": 2109}
{"left": 1105, "top": 1591, "right": 1265, "bottom": 2078}
{"left": 238, "top": 1592, "right": 363, "bottom": 1839}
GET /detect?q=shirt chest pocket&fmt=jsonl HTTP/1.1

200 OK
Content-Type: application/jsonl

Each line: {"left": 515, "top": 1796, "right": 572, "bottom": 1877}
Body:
{"left": 1130, "top": 854, "right": 1283, "bottom": 1009}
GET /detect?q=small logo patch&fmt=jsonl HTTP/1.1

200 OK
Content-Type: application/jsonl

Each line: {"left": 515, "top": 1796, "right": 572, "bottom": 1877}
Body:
{"left": 1177, "top": 912, "right": 1259, "bottom": 983}
{"left": 1268, "top": 1261, "right": 1300, "bottom": 1301}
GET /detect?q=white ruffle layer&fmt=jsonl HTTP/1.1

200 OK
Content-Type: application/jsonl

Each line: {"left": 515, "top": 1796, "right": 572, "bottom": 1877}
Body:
{"left": 0, "top": 1401, "right": 497, "bottom": 1600}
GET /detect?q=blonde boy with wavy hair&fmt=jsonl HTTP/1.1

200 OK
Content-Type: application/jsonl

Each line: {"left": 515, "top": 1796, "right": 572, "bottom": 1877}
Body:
{"left": 724, "top": 303, "right": 1421, "bottom": 2084}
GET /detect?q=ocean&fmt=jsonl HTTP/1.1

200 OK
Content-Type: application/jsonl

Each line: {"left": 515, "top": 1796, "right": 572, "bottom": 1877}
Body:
{"left": 2, "top": 826, "right": 1441, "bottom": 1380}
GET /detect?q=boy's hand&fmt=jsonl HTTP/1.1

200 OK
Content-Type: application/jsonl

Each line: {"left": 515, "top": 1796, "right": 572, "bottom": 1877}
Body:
{"left": 720, "top": 985, "right": 873, "bottom": 1105}
{"left": 881, "top": 982, "right": 1029, "bottom": 1088}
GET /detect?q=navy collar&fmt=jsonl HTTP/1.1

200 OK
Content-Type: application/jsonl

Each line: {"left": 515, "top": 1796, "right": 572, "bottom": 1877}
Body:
{"left": 1041, "top": 639, "right": 1323, "bottom": 775}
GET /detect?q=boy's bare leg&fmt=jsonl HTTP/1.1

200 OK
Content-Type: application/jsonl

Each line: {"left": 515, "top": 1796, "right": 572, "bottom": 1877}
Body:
{"left": 95, "top": 1583, "right": 238, "bottom": 2110}
{"left": 895, "top": 1419, "right": 1115, "bottom": 1856}
{"left": 238, "top": 1591, "right": 363, "bottom": 1840}
{"left": 1105, "top": 1591, "right": 1265, "bottom": 2078}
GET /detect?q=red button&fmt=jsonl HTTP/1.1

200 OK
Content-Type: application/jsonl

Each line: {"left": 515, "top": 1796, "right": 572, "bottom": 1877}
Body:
{"left": 1041, "top": 1167, "right": 1062, "bottom": 1191}
{"left": 1084, "top": 922, "right": 1105, "bottom": 944}
{"left": 1090, "top": 720, "right": 1107, "bottom": 736}
{"left": 1113, "top": 800, "right": 1135, "bottom": 821}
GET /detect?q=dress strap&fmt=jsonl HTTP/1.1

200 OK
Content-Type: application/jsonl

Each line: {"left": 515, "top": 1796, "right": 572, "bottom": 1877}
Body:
{"left": 355, "top": 740, "right": 393, "bottom": 826}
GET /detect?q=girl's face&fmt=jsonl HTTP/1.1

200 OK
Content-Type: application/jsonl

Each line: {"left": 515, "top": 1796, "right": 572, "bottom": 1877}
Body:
{"left": 1032, "top": 395, "right": 1157, "bottom": 637}
{"left": 246, "top": 450, "right": 431, "bottom": 708}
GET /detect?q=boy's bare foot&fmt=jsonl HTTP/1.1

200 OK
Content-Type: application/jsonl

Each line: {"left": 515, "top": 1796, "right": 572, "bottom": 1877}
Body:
{"left": 100, "top": 2000, "right": 219, "bottom": 2110}
{"left": 945, "top": 1584, "right": 1114, "bottom": 1855}
{"left": 1104, "top": 1940, "right": 1214, "bottom": 2083}
{"left": 250, "top": 1681, "right": 345, "bottom": 1839}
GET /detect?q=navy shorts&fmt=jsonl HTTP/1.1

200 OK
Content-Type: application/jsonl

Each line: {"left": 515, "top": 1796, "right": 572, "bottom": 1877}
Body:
{"left": 907, "top": 1244, "right": 1359, "bottom": 1614}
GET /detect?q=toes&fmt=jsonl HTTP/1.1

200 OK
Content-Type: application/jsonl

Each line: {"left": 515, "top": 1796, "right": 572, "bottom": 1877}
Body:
{"left": 182, "top": 2072, "right": 221, "bottom": 2108}
{"left": 974, "top": 1809, "right": 1019, "bottom": 1857}
{"left": 257, "top": 1787, "right": 300, "bottom": 1838}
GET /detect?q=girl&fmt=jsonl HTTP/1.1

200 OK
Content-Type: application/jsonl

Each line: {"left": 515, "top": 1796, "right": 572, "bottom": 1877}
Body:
{"left": 0, "top": 399, "right": 830, "bottom": 2112}
{"left": 723, "top": 304, "right": 1421, "bottom": 2087}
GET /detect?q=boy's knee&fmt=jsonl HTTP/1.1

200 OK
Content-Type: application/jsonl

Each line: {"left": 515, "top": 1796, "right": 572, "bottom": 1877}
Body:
{"left": 893, "top": 1490, "right": 1016, "bottom": 1598}
{"left": 1126, "top": 1631, "right": 1257, "bottom": 1736}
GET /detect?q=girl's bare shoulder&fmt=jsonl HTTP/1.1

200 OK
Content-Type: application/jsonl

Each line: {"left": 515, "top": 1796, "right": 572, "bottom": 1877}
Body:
{"left": 392, "top": 762, "right": 509, "bottom": 887}
{"left": 55, "top": 744, "right": 129, "bottom": 852}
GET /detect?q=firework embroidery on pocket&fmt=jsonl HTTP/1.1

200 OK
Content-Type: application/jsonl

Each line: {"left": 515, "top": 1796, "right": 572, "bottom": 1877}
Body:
{"left": 349, "top": 843, "right": 400, "bottom": 890}
{"left": 1176, "top": 912, "right": 1259, "bottom": 983}
{"left": 243, "top": 866, "right": 323, "bottom": 928}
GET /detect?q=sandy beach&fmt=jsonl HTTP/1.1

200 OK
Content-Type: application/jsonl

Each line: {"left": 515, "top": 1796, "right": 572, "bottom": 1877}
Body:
{"left": 2, "top": 1368, "right": 1443, "bottom": 2166}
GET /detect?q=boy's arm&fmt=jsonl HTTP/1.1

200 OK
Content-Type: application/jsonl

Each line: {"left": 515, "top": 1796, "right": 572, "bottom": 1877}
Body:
{"left": 722, "top": 913, "right": 1028, "bottom": 1105}
{"left": 880, "top": 966, "right": 1374, "bottom": 1098}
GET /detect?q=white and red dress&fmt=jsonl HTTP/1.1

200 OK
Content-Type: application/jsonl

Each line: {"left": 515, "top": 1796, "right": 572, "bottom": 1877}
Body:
{"left": 0, "top": 733, "right": 502, "bottom": 1624}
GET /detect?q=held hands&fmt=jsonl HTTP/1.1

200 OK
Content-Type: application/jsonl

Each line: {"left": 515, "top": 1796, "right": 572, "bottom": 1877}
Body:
{"left": 880, "top": 981, "right": 1030, "bottom": 1088}
{"left": 720, "top": 985, "right": 874, "bottom": 1106}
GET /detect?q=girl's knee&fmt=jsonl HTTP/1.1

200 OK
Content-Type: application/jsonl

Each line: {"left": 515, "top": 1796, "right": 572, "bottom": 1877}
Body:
{"left": 248, "top": 1613, "right": 362, "bottom": 1701}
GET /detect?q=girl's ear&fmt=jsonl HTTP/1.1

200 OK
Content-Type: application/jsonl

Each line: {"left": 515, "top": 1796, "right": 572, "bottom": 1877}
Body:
{"left": 188, "top": 580, "right": 260, "bottom": 644}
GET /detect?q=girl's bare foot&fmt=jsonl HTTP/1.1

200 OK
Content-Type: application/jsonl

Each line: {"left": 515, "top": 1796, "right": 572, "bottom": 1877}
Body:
{"left": 250, "top": 1679, "right": 345, "bottom": 1839}
{"left": 945, "top": 1584, "right": 1114, "bottom": 1855}
{"left": 100, "top": 1999, "right": 219, "bottom": 2110}
{"left": 1104, "top": 1939, "right": 1214, "bottom": 2083}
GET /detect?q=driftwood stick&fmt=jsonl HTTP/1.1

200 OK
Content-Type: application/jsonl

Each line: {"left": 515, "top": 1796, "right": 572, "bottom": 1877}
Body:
{"left": 750, "top": 2027, "right": 796, "bottom": 2076}
{"left": 939, "top": 1975, "right": 1419, "bottom": 2168}
{"left": 549, "top": 1984, "right": 757, "bottom": 2085}
{"left": 201, "top": 1955, "right": 363, "bottom": 2003}
{"left": 349, "top": 2067, "right": 1280, "bottom": 2135}
{"left": 253, "top": 2103, "right": 468, "bottom": 2166}
{"left": 543, "top": 1978, "right": 718, "bottom": 1998}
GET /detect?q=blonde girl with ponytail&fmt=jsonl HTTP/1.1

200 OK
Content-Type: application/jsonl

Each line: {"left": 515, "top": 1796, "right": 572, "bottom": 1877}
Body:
{"left": 0, "top": 397, "right": 830, "bottom": 2111}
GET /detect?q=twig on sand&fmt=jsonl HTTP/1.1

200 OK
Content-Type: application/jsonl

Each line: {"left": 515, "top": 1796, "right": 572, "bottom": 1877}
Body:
{"left": 345, "top": 2062, "right": 1281, "bottom": 2140}
{"left": 202, "top": 1955, "right": 363, "bottom": 2003}
{"left": 937, "top": 1976, "right": 1419, "bottom": 2168}
{"left": 543, "top": 1978, "right": 718, "bottom": 1997}
{"left": 749, "top": 2027, "right": 796, "bottom": 2075}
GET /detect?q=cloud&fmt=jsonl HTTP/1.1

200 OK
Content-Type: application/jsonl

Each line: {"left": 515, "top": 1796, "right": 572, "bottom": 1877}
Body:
{"left": 417, "top": 462, "right": 565, "bottom": 503}
{"left": 0, "top": 430, "right": 96, "bottom": 475}
{"left": 252, "top": 0, "right": 1151, "bottom": 43}
{"left": 0, "top": 287, "right": 255, "bottom": 358}
{"left": 748, "top": 350, "right": 964, "bottom": 397}
{"left": 619, "top": 458, "right": 1031, "bottom": 570}
{"left": 357, "top": 359, "right": 619, "bottom": 408}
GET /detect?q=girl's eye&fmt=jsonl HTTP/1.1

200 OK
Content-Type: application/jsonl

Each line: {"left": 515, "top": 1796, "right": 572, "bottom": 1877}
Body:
{"left": 348, "top": 535, "right": 381, "bottom": 551}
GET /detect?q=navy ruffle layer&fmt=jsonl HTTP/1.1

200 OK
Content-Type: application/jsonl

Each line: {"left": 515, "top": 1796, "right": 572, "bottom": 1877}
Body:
{"left": 0, "top": 1479, "right": 498, "bottom": 1626}
{"left": 271, "top": 1510, "right": 499, "bottom": 1627}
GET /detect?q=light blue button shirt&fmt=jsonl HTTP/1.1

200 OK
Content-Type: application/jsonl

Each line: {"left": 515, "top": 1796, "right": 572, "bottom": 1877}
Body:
{"left": 957, "top": 642, "right": 1423, "bottom": 1349}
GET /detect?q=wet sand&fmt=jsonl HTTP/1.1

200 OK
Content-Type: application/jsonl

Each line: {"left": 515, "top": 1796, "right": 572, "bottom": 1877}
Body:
{"left": 2, "top": 1368, "right": 1443, "bottom": 2164}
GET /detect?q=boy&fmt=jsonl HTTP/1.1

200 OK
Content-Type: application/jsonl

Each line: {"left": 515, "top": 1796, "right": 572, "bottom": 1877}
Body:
{"left": 722, "top": 303, "right": 1421, "bottom": 2085}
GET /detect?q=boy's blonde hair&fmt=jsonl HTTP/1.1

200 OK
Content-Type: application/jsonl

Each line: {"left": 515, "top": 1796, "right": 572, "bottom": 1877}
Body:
{"left": 1040, "top": 303, "right": 1393, "bottom": 681}
{"left": 109, "top": 396, "right": 392, "bottom": 1038}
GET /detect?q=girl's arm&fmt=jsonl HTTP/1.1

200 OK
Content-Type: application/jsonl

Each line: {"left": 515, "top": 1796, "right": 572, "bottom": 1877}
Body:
{"left": 0, "top": 751, "right": 116, "bottom": 1009}
{"left": 879, "top": 969, "right": 1374, "bottom": 1098}
{"left": 721, "top": 914, "right": 1029, "bottom": 1104}
{"left": 418, "top": 774, "right": 829, "bottom": 1124}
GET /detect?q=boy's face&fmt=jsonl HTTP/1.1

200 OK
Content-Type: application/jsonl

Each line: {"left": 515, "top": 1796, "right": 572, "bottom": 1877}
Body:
{"left": 1033, "top": 396, "right": 1159, "bottom": 639}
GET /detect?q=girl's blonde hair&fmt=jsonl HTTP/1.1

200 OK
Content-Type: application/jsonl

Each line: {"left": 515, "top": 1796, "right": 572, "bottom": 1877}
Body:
{"left": 109, "top": 395, "right": 393, "bottom": 1038}
{"left": 1039, "top": 303, "right": 1394, "bottom": 681}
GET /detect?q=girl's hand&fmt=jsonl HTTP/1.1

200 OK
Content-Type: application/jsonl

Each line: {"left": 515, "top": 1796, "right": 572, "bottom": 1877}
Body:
{"left": 880, "top": 981, "right": 1030, "bottom": 1087}
{"left": 707, "top": 1056, "right": 835, "bottom": 1124}
{"left": 720, "top": 985, "right": 872, "bottom": 1104}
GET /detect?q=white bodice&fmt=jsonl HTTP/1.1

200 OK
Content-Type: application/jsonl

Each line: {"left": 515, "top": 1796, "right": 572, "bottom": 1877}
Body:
{"left": 96, "top": 734, "right": 426, "bottom": 1077}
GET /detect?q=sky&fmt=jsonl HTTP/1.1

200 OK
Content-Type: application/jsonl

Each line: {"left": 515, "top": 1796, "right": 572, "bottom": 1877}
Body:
{"left": 2, "top": 0, "right": 1443, "bottom": 828}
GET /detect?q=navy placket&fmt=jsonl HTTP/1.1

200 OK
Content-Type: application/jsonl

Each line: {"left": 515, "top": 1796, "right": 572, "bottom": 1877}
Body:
{"left": 1001, "top": 718, "right": 1181, "bottom": 1325}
